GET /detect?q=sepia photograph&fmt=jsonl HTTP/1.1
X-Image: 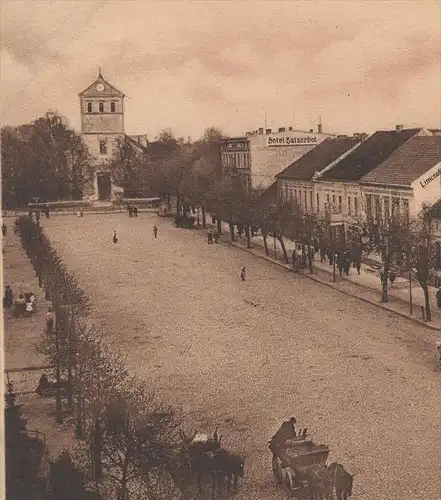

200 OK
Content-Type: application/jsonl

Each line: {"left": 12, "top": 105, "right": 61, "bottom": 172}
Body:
{"left": 1, "top": 1, "right": 441, "bottom": 499}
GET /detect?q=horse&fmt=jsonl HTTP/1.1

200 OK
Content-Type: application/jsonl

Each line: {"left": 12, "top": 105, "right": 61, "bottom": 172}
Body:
{"left": 328, "top": 462, "right": 354, "bottom": 499}
{"left": 305, "top": 464, "right": 333, "bottom": 500}
{"left": 211, "top": 449, "right": 245, "bottom": 493}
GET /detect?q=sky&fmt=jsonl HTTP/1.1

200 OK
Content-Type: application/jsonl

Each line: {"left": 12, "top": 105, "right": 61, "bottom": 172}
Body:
{"left": 1, "top": 0, "right": 440, "bottom": 140}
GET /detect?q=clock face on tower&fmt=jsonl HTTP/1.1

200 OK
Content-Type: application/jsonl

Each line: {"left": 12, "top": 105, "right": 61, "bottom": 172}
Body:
{"left": 96, "top": 83, "right": 105, "bottom": 92}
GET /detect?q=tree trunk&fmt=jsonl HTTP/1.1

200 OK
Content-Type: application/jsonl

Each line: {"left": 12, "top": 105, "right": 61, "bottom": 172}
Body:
{"left": 245, "top": 225, "right": 251, "bottom": 248}
{"left": 216, "top": 219, "right": 222, "bottom": 235}
{"left": 229, "top": 221, "right": 235, "bottom": 242}
{"left": 308, "top": 246, "right": 314, "bottom": 274}
{"left": 423, "top": 284, "right": 431, "bottom": 321}
{"left": 201, "top": 206, "right": 206, "bottom": 228}
{"left": 277, "top": 235, "right": 290, "bottom": 264}
{"left": 381, "top": 265, "right": 389, "bottom": 303}
{"left": 262, "top": 231, "right": 269, "bottom": 256}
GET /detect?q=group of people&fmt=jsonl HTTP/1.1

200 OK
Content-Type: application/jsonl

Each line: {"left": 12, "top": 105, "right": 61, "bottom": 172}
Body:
{"left": 127, "top": 205, "right": 138, "bottom": 217}
{"left": 112, "top": 225, "right": 158, "bottom": 244}
{"left": 207, "top": 229, "right": 219, "bottom": 244}
{"left": 291, "top": 242, "right": 362, "bottom": 276}
{"left": 4, "top": 285, "right": 37, "bottom": 317}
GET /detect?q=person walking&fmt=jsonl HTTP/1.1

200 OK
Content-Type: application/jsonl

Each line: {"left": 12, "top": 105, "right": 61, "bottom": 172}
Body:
{"left": 2, "top": 223, "right": 6, "bottom": 237}
{"left": 153, "top": 225, "right": 158, "bottom": 239}
{"left": 3, "top": 285, "right": 14, "bottom": 308}
{"left": 240, "top": 267, "right": 246, "bottom": 281}
{"left": 113, "top": 230, "right": 118, "bottom": 244}
{"left": 207, "top": 230, "right": 213, "bottom": 244}
{"left": 213, "top": 230, "right": 219, "bottom": 243}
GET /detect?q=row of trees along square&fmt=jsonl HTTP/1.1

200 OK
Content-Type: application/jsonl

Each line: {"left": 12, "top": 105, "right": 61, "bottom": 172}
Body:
{"left": 14, "top": 216, "right": 205, "bottom": 500}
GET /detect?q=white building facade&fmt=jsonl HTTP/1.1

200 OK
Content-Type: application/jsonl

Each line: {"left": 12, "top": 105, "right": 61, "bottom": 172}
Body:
{"left": 221, "top": 126, "right": 333, "bottom": 191}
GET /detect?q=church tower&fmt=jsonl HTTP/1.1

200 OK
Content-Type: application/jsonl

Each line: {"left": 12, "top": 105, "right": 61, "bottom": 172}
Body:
{"left": 79, "top": 70, "right": 125, "bottom": 200}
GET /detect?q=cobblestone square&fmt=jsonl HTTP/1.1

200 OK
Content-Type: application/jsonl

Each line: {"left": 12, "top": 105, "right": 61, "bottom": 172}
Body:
{"left": 40, "top": 212, "right": 441, "bottom": 500}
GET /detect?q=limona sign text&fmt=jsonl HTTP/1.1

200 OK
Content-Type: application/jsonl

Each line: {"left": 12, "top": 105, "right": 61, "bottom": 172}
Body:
{"left": 420, "top": 166, "right": 441, "bottom": 188}
{"left": 267, "top": 135, "right": 318, "bottom": 147}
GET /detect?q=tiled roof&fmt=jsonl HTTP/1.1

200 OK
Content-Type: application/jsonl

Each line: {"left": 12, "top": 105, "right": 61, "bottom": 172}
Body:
{"left": 276, "top": 137, "right": 360, "bottom": 181}
{"left": 125, "top": 134, "right": 148, "bottom": 152}
{"left": 361, "top": 136, "right": 441, "bottom": 186}
{"left": 427, "top": 198, "right": 441, "bottom": 219}
{"left": 256, "top": 181, "right": 278, "bottom": 209}
{"left": 319, "top": 129, "right": 420, "bottom": 181}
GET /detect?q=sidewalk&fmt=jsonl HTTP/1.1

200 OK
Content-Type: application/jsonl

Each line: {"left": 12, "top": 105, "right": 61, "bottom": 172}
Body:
{"left": 2, "top": 224, "right": 74, "bottom": 459}
{"left": 202, "top": 218, "right": 441, "bottom": 333}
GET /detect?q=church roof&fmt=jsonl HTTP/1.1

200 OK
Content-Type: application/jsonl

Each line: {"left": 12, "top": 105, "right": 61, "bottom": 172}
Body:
{"left": 78, "top": 72, "right": 124, "bottom": 98}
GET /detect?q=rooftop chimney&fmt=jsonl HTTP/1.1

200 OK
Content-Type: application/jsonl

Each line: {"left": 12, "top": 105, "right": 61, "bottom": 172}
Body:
{"left": 395, "top": 124, "right": 404, "bottom": 131}
{"left": 258, "top": 128, "right": 264, "bottom": 135}
{"left": 309, "top": 129, "right": 314, "bottom": 133}
{"left": 266, "top": 128, "right": 272, "bottom": 134}
{"left": 318, "top": 123, "right": 323, "bottom": 134}
{"left": 278, "top": 127, "right": 285, "bottom": 132}
{"left": 288, "top": 126, "right": 293, "bottom": 131}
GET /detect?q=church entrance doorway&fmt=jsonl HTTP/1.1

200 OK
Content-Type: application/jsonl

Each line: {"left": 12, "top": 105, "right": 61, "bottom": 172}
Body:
{"left": 97, "top": 172, "right": 111, "bottom": 200}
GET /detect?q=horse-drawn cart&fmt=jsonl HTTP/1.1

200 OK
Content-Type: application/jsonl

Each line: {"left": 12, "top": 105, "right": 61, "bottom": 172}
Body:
{"left": 271, "top": 435, "right": 330, "bottom": 498}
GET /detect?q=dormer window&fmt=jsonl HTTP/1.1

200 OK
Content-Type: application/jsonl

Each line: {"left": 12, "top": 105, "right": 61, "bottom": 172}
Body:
{"left": 99, "top": 102, "right": 104, "bottom": 113}
{"left": 87, "top": 102, "right": 92, "bottom": 113}
{"left": 110, "top": 102, "right": 116, "bottom": 112}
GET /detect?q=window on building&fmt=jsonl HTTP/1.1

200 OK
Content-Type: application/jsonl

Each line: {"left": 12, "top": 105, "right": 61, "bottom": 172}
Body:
{"left": 309, "top": 191, "right": 313, "bottom": 212}
{"left": 384, "top": 198, "right": 390, "bottom": 219}
{"left": 392, "top": 197, "right": 400, "bottom": 219}
{"left": 374, "top": 196, "right": 381, "bottom": 220}
{"left": 365, "top": 194, "right": 372, "bottom": 217}
{"left": 338, "top": 195, "right": 342, "bottom": 213}
{"left": 326, "top": 193, "right": 330, "bottom": 210}
{"left": 99, "top": 101, "right": 104, "bottom": 113}
{"left": 87, "top": 102, "right": 92, "bottom": 113}
{"left": 304, "top": 190, "right": 307, "bottom": 210}
{"left": 290, "top": 189, "right": 293, "bottom": 201}
{"left": 402, "top": 199, "right": 409, "bottom": 224}
{"left": 316, "top": 193, "right": 320, "bottom": 212}
{"left": 348, "top": 197, "right": 352, "bottom": 215}
{"left": 99, "top": 139, "right": 107, "bottom": 155}
{"left": 332, "top": 194, "right": 336, "bottom": 206}
{"left": 354, "top": 197, "right": 358, "bottom": 216}
{"left": 110, "top": 102, "right": 116, "bottom": 112}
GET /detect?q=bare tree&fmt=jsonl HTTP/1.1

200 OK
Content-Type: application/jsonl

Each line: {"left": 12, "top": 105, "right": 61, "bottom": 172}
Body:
{"left": 406, "top": 205, "right": 438, "bottom": 321}
{"left": 354, "top": 210, "right": 408, "bottom": 303}
{"left": 288, "top": 202, "right": 326, "bottom": 273}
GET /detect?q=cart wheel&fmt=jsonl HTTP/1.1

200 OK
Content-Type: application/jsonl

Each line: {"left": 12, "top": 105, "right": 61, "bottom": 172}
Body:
{"left": 272, "top": 456, "right": 283, "bottom": 483}
{"left": 283, "top": 467, "right": 294, "bottom": 494}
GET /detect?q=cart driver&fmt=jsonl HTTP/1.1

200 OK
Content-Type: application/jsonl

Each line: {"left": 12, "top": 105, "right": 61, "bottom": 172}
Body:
{"left": 270, "top": 417, "right": 297, "bottom": 452}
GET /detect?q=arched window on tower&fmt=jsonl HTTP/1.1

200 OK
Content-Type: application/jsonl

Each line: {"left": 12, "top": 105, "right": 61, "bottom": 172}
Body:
{"left": 99, "top": 102, "right": 104, "bottom": 113}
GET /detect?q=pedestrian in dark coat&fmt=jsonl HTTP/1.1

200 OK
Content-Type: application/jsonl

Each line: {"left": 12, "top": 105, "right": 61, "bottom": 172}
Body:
{"left": 292, "top": 249, "right": 296, "bottom": 269}
{"left": 153, "top": 225, "right": 158, "bottom": 238}
{"left": 2, "top": 223, "right": 6, "bottom": 237}
{"left": 240, "top": 267, "right": 246, "bottom": 281}
{"left": 337, "top": 254, "right": 344, "bottom": 276}
{"left": 3, "top": 285, "right": 13, "bottom": 308}
{"left": 343, "top": 257, "right": 350, "bottom": 275}
{"left": 436, "top": 287, "right": 441, "bottom": 309}
{"left": 207, "top": 231, "right": 213, "bottom": 244}
{"left": 113, "top": 230, "right": 118, "bottom": 244}
{"left": 213, "top": 231, "right": 219, "bottom": 243}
